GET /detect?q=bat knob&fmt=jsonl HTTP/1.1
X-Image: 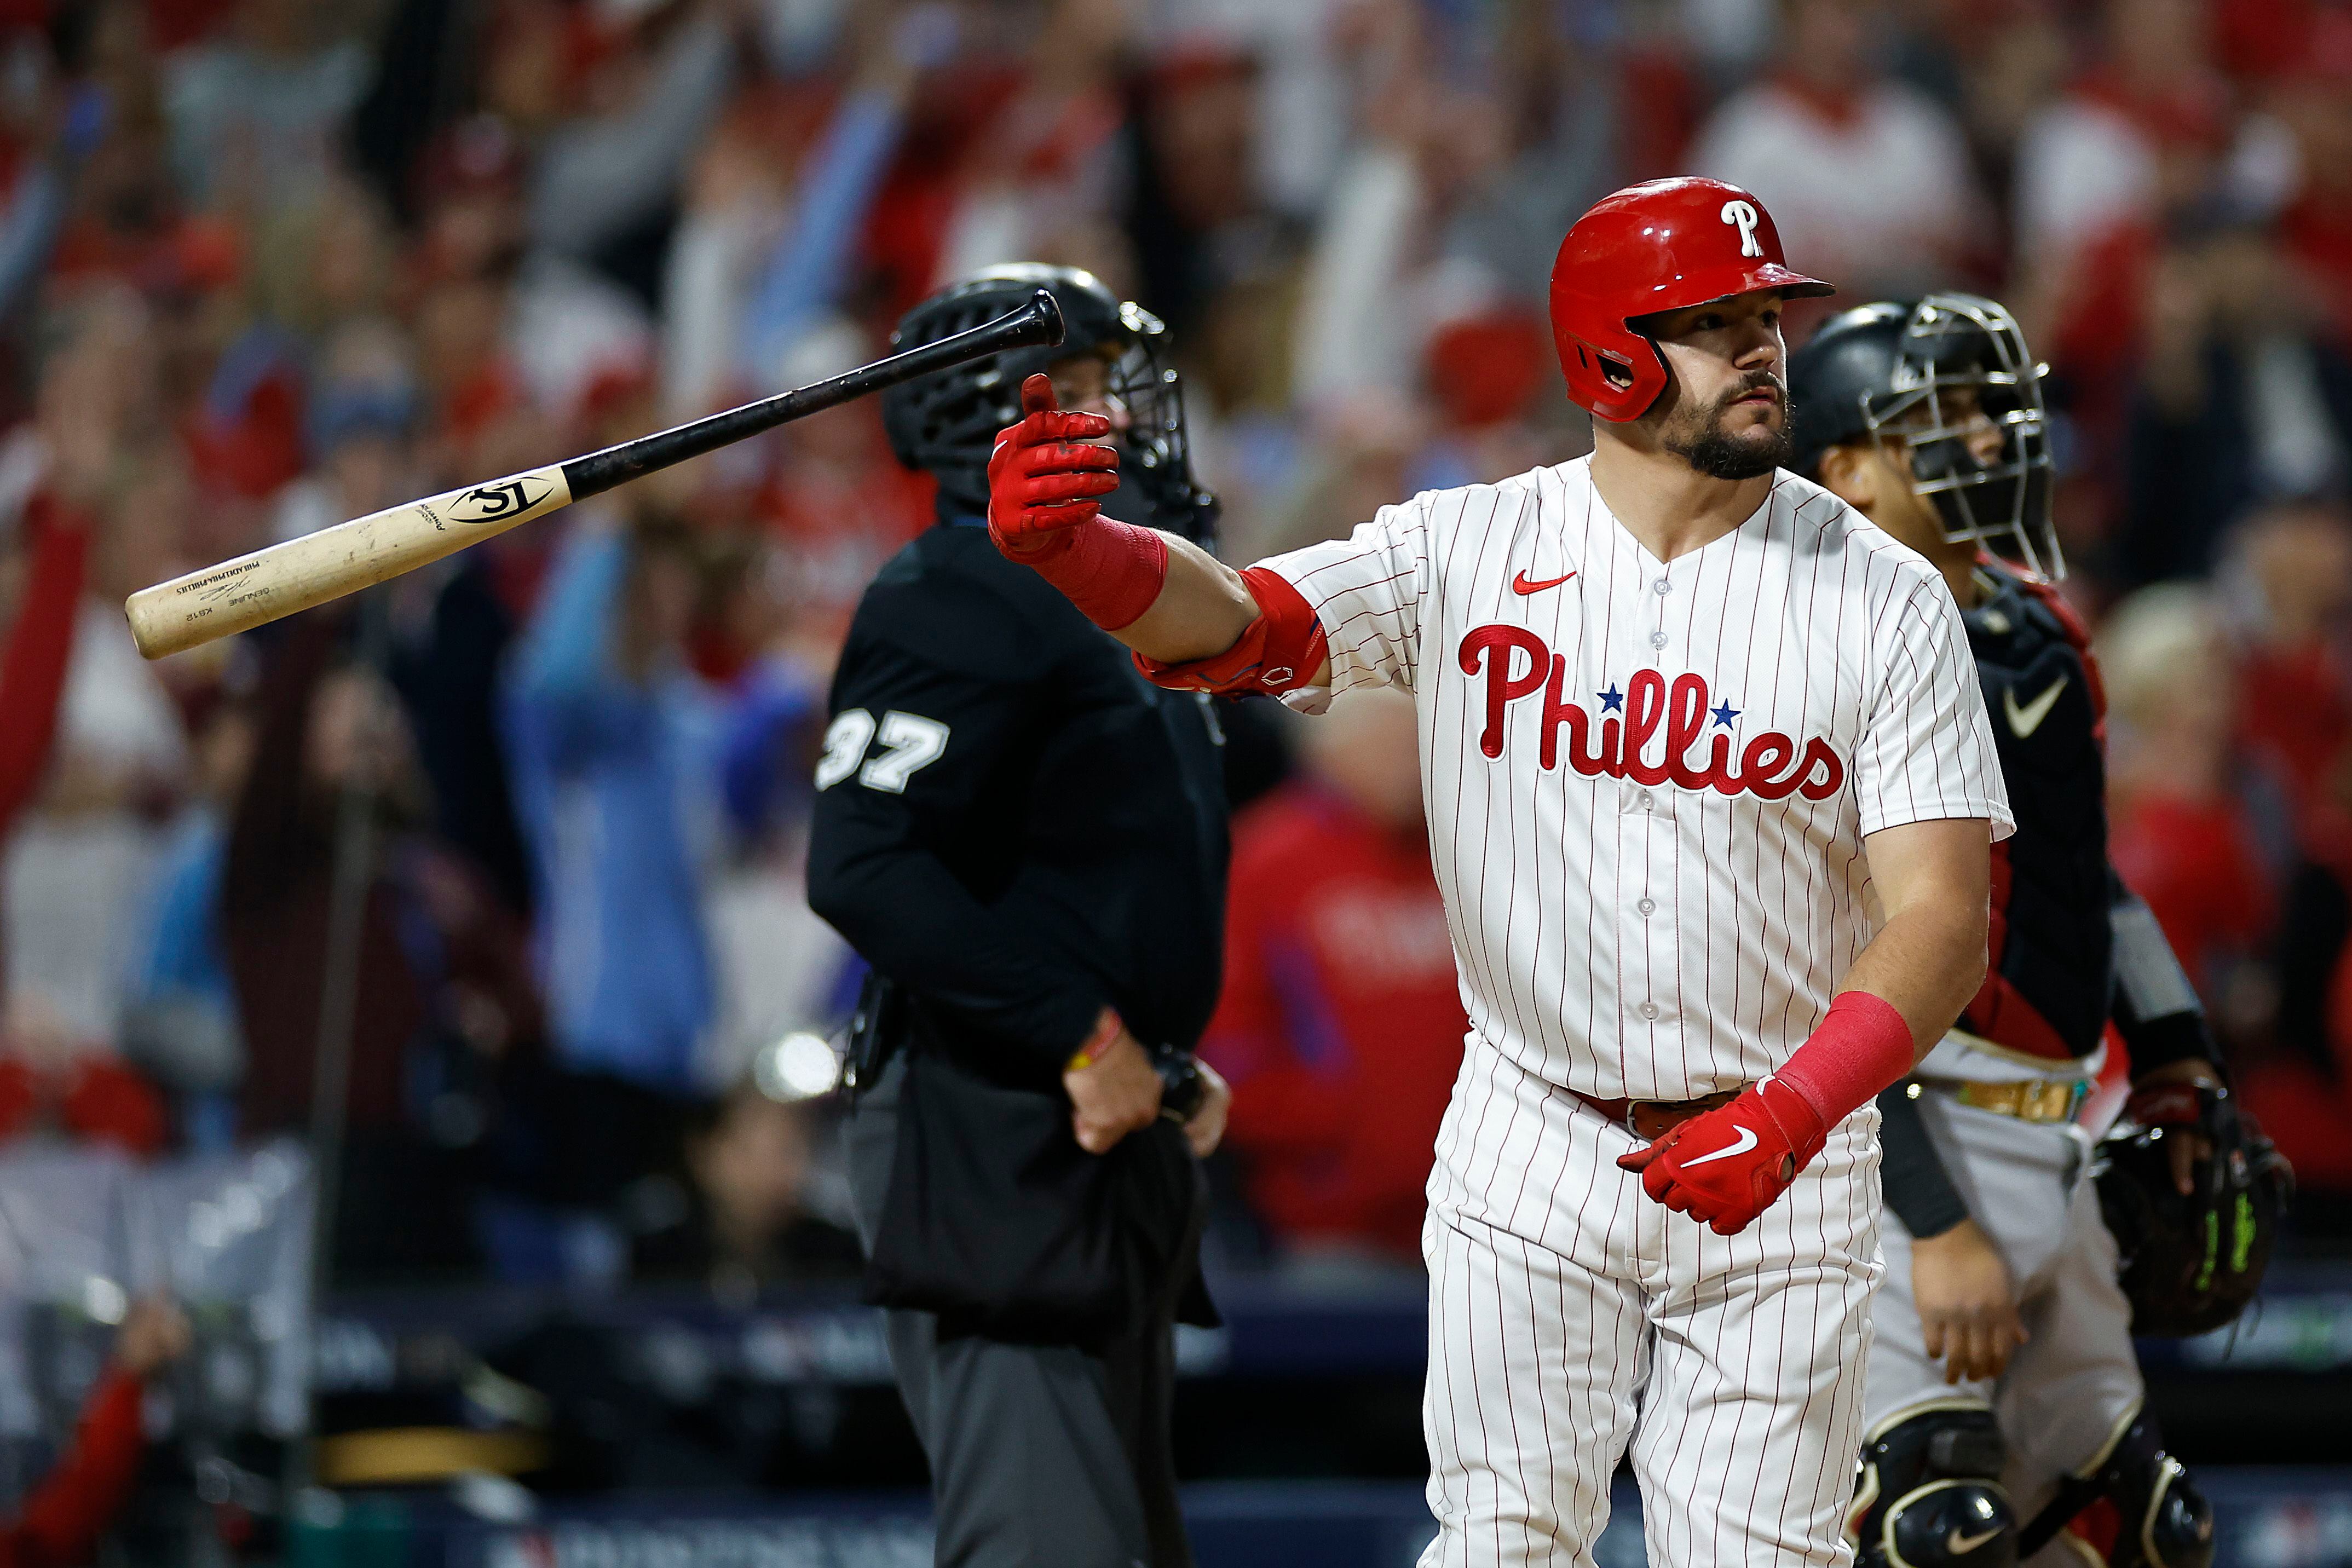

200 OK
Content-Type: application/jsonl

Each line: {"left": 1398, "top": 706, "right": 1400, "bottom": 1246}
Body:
{"left": 1017, "top": 287, "right": 1067, "bottom": 352}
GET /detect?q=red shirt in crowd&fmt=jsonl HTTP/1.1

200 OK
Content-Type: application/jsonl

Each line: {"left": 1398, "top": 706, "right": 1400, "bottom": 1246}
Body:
{"left": 1202, "top": 787, "right": 1466, "bottom": 1262}
{"left": 0, "top": 497, "right": 88, "bottom": 840}
{"left": 0, "top": 1369, "right": 144, "bottom": 1568}
{"left": 2236, "top": 641, "right": 2352, "bottom": 826}
{"left": 2107, "top": 792, "right": 2272, "bottom": 999}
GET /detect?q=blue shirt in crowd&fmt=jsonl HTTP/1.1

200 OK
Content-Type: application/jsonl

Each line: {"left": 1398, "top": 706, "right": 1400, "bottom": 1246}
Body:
{"left": 500, "top": 527, "right": 723, "bottom": 1095}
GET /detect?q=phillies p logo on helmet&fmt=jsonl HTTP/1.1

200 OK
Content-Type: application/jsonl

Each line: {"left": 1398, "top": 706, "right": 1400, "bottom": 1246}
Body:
{"left": 1721, "top": 201, "right": 1763, "bottom": 259}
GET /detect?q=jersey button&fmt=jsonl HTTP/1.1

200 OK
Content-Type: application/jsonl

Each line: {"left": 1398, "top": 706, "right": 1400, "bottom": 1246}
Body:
{"left": 1649, "top": 631, "right": 1668, "bottom": 648}
{"left": 1638, "top": 1001, "right": 1659, "bottom": 1020}
{"left": 1638, "top": 792, "right": 1655, "bottom": 810}
{"left": 1636, "top": 897, "right": 1656, "bottom": 915}
{"left": 1653, "top": 578, "right": 1671, "bottom": 595}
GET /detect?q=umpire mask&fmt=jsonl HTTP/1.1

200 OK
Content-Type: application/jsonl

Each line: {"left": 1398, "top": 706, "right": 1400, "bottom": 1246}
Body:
{"left": 881, "top": 264, "right": 1221, "bottom": 550}
{"left": 1790, "top": 293, "right": 2060, "bottom": 580}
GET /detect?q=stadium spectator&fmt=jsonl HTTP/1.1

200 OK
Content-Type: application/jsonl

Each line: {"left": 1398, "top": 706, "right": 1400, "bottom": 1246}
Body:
{"left": 0, "top": 1293, "right": 188, "bottom": 1568}
{"left": 629, "top": 1077, "right": 861, "bottom": 1302}
{"left": 2270, "top": 13, "right": 2352, "bottom": 347}
{"left": 0, "top": 286, "right": 172, "bottom": 1036}
{"left": 2226, "top": 500, "right": 2352, "bottom": 837}
{"left": 1203, "top": 687, "right": 1463, "bottom": 1275}
{"left": 2114, "top": 221, "right": 2352, "bottom": 585}
{"left": 2012, "top": 0, "right": 2235, "bottom": 278}
{"left": 0, "top": 492, "right": 93, "bottom": 970}
{"left": 495, "top": 506, "right": 745, "bottom": 1276}
{"left": 1686, "top": 0, "right": 1974, "bottom": 299}
{"left": 121, "top": 687, "right": 253, "bottom": 1149}
{"left": 223, "top": 615, "right": 537, "bottom": 1279}
{"left": 2100, "top": 584, "right": 2273, "bottom": 1005}
{"left": 500, "top": 511, "right": 720, "bottom": 1104}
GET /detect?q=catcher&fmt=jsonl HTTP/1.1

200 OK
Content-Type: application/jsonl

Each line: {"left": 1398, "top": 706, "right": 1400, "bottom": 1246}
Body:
{"left": 1787, "top": 296, "right": 2291, "bottom": 1568}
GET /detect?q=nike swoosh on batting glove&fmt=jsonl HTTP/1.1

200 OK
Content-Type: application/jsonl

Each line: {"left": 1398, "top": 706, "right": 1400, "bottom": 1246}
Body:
{"left": 1615, "top": 1077, "right": 1829, "bottom": 1235}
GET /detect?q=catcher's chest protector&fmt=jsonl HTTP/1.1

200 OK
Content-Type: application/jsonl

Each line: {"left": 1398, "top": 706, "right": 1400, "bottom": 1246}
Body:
{"left": 1959, "top": 561, "right": 2114, "bottom": 1059}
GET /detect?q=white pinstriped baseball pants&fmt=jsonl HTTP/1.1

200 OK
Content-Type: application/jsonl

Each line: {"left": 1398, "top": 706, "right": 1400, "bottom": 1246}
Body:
{"left": 1420, "top": 1036, "right": 1883, "bottom": 1567}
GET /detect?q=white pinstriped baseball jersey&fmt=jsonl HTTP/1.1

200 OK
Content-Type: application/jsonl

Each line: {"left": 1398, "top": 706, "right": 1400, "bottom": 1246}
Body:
{"left": 1260, "top": 456, "right": 2014, "bottom": 1105}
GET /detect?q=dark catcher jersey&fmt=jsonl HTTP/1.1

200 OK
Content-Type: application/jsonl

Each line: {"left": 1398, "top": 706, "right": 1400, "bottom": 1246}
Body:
{"left": 1957, "top": 557, "right": 2114, "bottom": 1062}
{"left": 806, "top": 522, "right": 1230, "bottom": 1080}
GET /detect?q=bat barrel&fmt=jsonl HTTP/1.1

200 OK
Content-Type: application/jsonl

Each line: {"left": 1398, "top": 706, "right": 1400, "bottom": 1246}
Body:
{"left": 124, "top": 464, "right": 576, "bottom": 659}
{"left": 121, "top": 290, "right": 1065, "bottom": 661}
{"left": 560, "top": 289, "right": 1066, "bottom": 501}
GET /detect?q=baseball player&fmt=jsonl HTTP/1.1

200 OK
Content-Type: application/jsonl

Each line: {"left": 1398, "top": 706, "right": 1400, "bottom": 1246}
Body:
{"left": 1786, "top": 296, "right": 2249, "bottom": 1568}
{"left": 987, "top": 178, "right": 2013, "bottom": 1566}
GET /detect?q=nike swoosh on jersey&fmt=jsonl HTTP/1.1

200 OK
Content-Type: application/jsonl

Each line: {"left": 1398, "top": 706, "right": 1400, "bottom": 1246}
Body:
{"left": 1947, "top": 1526, "right": 2003, "bottom": 1555}
{"left": 1679, "top": 1125, "right": 1759, "bottom": 1166}
{"left": 1511, "top": 569, "right": 1578, "bottom": 595}
{"left": 2003, "top": 675, "right": 2067, "bottom": 737}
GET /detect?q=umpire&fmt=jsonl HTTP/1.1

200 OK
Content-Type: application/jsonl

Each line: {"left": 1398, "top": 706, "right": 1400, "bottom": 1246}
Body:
{"left": 807, "top": 264, "right": 1231, "bottom": 1568}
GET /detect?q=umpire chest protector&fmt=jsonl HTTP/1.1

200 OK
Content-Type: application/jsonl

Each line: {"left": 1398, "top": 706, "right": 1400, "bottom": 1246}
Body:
{"left": 1961, "top": 560, "right": 2114, "bottom": 1061}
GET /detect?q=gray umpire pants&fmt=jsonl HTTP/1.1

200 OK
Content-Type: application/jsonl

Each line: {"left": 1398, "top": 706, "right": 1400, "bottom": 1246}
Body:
{"left": 845, "top": 1054, "right": 1196, "bottom": 1568}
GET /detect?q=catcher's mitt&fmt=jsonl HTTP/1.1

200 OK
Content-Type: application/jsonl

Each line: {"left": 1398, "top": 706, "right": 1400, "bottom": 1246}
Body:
{"left": 2094, "top": 1082, "right": 2292, "bottom": 1338}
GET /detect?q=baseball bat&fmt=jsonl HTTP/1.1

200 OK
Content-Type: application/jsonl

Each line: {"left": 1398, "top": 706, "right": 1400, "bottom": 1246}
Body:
{"left": 123, "top": 289, "right": 1067, "bottom": 660}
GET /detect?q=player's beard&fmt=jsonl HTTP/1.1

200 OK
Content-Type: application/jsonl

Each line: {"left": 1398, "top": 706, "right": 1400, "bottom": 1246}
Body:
{"left": 1663, "top": 372, "right": 1791, "bottom": 480}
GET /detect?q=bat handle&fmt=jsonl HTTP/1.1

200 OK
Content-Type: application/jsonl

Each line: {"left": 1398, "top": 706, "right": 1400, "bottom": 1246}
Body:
{"left": 561, "top": 290, "right": 1068, "bottom": 501}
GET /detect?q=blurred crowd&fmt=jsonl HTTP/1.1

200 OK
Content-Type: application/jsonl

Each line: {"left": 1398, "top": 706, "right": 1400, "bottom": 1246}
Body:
{"left": 0, "top": 0, "right": 2345, "bottom": 1298}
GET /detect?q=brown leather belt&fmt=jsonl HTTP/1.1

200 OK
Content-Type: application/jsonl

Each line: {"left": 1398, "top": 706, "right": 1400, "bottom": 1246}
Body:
{"left": 1573, "top": 1087, "right": 1742, "bottom": 1141}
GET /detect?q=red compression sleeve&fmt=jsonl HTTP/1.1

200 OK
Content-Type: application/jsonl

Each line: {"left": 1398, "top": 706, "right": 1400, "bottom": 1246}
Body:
{"left": 1012, "top": 518, "right": 1169, "bottom": 632}
{"left": 1774, "top": 990, "right": 1917, "bottom": 1126}
{"left": 1133, "top": 567, "right": 1328, "bottom": 696}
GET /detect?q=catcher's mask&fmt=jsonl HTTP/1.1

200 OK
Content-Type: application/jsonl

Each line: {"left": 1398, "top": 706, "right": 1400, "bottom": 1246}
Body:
{"left": 1789, "top": 293, "right": 2060, "bottom": 580}
{"left": 881, "top": 263, "right": 1220, "bottom": 550}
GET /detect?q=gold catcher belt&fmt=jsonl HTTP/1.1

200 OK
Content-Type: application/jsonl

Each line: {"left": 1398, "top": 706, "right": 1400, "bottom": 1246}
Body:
{"left": 1940, "top": 1078, "right": 2086, "bottom": 1123}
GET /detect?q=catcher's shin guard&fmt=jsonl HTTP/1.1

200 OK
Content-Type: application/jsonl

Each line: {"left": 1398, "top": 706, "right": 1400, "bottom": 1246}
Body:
{"left": 1848, "top": 1407, "right": 2019, "bottom": 1568}
{"left": 2019, "top": 1411, "right": 2213, "bottom": 1568}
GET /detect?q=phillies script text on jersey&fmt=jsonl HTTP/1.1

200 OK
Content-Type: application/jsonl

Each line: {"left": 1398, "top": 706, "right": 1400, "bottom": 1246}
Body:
{"left": 1460, "top": 627, "right": 1846, "bottom": 799}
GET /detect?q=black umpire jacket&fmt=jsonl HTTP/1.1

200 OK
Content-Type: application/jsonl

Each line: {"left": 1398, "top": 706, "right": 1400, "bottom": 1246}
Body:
{"left": 806, "top": 518, "right": 1229, "bottom": 1337}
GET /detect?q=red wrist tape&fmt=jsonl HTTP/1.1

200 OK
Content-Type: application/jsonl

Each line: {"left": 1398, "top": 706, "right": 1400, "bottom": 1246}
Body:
{"left": 1012, "top": 517, "right": 1169, "bottom": 632}
{"left": 1773, "top": 990, "right": 1916, "bottom": 1129}
{"left": 1132, "top": 567, "right": 1329, "bottom": 696}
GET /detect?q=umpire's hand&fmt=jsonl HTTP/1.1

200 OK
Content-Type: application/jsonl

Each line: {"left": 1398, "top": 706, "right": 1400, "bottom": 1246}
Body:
{"left": 1065, "top": 1027, "right": 1164, "bottom": 1153}
{"left": 1184, "top": 1059, "right": 1232, "bottom": 1158}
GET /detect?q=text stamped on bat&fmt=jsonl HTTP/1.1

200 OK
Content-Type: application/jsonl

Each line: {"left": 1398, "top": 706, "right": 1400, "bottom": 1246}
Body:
{"left": 178, "top": 559, "right": 261, "bottom": 600}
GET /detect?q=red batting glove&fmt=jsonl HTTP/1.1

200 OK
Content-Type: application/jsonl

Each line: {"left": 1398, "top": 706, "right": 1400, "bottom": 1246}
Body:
{"left": 1616, "top": 1077, "right": 1829, "bottom": 1235}
{"left": 987, "top": 374, "right": 1120, "bottom": 560}
{"left": 984, "top": 373, "right": 1170, "bottom": 631}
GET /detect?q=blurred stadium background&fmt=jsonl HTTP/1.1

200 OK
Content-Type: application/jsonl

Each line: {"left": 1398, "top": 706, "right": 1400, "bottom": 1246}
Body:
{"left": 0, "top": 0, "right": 2342, "bottom": 1562}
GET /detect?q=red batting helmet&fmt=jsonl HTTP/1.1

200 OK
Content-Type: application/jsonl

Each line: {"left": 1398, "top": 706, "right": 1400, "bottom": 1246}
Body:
{"left": 1549, "top": 178, "right": 1834, "bottom": 423}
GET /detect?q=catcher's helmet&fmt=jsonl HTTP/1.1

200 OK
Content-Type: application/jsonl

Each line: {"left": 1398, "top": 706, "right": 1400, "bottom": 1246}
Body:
{"left": 1548, "top": 177, "right": 1834, "bottom": 424}
{"left": 1786, "top": 293, "right": 2063, "bottom": 580}
{"left": 880, "top": 263, "right": 1220, "bottom": 547}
